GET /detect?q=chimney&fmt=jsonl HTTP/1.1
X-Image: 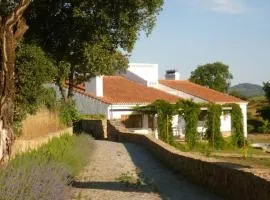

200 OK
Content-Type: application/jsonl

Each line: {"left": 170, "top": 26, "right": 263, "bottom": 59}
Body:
{"left": 165, "top": 70, "right": 180, "bottom": 80}
{"left": 85, "top": 76, "right": 103, "bottom": 97}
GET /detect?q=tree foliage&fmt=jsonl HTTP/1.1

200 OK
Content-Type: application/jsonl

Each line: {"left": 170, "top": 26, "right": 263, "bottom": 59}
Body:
{"left": 257, "top": 82, "right": 270, "bottom": 121}
{"left": 14, "top": 42, "right": 56, "bottom": 133}
{"left": 189, "top": 62, "right": 233, "bottom": 93}
{"left": 0, "top": 0, "right": 22, "bottom": 16}
{"left": 263, "top": 82, "right": 270, "bottom": 102}
{"left": 0, "top": 0, "right": 31, "bottom": 160}
{"left": 25, "top": 0, "right": 164, "bottom": 98}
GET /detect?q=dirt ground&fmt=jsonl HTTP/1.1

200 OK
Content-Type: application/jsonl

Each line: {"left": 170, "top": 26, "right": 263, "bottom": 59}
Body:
{"left": 71, "top": 140, "right": 222, "bottom": 200}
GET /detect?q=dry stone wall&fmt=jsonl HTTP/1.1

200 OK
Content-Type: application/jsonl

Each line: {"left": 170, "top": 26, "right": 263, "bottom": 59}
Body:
{"left": 113, "top": 131, "right": 270, "bottom": 200}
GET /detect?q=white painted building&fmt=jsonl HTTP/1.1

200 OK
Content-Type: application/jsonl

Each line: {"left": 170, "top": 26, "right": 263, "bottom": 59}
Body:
{"left": 70, "top": 63, "right": 248, "bottom": 138}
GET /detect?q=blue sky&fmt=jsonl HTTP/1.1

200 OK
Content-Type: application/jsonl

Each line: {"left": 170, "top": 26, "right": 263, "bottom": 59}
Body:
{"left": 130, "top": 0, "right": 270, "bottom": 86}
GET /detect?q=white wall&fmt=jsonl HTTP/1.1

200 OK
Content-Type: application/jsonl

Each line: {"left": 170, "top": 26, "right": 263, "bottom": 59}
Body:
{"left": 85, "top": 76, "right": 103, "bottom": 97}
{"left": 124, "top": 63, "right": 159, "bottom": 87}
{"left": 107, "top": 104, "right": 151, "bottom": 134}
{"left": 157, "top": 83, "right": 207, "bottom": 103}
{"left": 107, "top": 104, "right": 145, "bottom": 120}
{"left": 220, "top": 112, "right": 232, "bottom": 132}
{"left": 240, "top": 103, "right": 248, "bottom": 137}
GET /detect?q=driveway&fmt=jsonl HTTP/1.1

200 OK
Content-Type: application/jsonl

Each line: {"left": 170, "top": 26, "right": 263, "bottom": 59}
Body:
{"left": 72, "top": 139, "right": 222, "bottom": 200}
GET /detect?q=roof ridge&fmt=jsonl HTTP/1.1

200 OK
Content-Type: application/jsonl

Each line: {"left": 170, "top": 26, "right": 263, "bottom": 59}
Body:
{"left": 119, "top": 76, "right": 181, "bottom": 99}
{"left": 184, "top": 80, "right": 245, "bottom": 101}
{"left": 159, "top": 79, "right": 246, "bottom": 103}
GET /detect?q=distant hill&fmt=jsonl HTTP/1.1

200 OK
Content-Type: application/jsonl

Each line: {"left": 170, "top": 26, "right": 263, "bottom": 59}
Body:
{"left": 230, "top": 83, "right": 265, "bottom": 98}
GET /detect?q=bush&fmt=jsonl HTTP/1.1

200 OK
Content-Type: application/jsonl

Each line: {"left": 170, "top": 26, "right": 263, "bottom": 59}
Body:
{"left": 247, "top": 118, "right": 264, "bottom": 132}
{"left": 0, "top": 134, "right": 93, "bottom": 199}
{"left": 0, "top": 161, "right": 70, "bottom": 200}
{"left": 257, "top": 106, "right": 270, "bottom": 121}
{"left": 257, "top": 120, "right": 270, "bottom": 134}
{"left": 247, "top": 124, "right": 255, "bottom": 133}
{"left": 80, "top": 113, "right": 105, "bottom": 120}
{"left": 59, "top": 100, "right": 80, "bottom": 127}
{"left": 42, "top": 87, "right": 57, "bottom": 110}
{"left": 10, "top": 134, "right": 92, "bottom": 175}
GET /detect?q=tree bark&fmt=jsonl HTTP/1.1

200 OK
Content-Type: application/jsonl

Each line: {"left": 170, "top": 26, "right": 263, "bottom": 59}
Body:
{"left": 57, "top": 82, "right": 67, "bottom": 101}
{"left": 0, "top": 0, "right": 30, "bottom": 162}
{"left": 67, "top": 66, "right": 75, "bottom": 99}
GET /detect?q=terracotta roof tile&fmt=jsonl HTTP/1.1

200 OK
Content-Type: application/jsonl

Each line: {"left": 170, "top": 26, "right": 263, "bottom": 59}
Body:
{"left": 159, "top": 80, "right": 246, "bottom": 103}
{"left": 102, "top": 76, "right": 180, "bottom": 104}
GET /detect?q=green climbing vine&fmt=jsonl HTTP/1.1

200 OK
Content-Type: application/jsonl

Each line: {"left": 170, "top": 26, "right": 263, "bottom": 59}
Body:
{"left": 135, "top": 100, "right": 245, "bottom": 149}
{"left": 155, "top": 100, "right": 174, "bottom": 144}
{"left": 227, "top": 103, "right": 245, "bottom": 147}
{"left": 206, "top": 104, "right": 224, "bottom": 149}
{"left": 176, "top": 100, "right": 200, "bottom": 148}
{"left": 135, "top": 100, "right": 174, "bottom": 144}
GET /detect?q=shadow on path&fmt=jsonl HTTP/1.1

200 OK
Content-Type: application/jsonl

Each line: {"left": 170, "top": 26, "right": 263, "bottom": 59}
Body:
{"left": 72, "top": 180, "right": 157, "bottom": 193}
{"left": 123, "top": 143, "right": 223, "bottom": 200}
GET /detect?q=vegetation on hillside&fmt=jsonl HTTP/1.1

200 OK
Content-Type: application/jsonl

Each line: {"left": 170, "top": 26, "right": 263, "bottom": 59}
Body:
{"left": 247, "top": 82, "right": 270, "bottom": 134}
{"left": 230, "top": 83, "right": 264, "bottom": 98}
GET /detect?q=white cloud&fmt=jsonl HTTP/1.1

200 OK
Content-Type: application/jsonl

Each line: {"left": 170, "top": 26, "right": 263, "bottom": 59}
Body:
{"left": 187, "top": 0, "right": 247, "bottom": 14}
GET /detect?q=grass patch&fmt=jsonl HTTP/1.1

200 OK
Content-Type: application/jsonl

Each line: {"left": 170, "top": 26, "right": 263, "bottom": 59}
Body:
{"left": 117, "top": 171, "right": 141, "bottom": 186}
{"left": 173, "top": 138, "right": 270, "bottom": 168}
{"left": 0, "top": 133, "right": 93, "bottom": 200}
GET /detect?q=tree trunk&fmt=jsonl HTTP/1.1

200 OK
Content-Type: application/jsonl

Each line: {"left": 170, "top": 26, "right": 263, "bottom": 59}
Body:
{"left": 58, "top": 82, "right": 67, "bottom": 101}
{"left": 0, "top": 31, "right": 15, "bottom": 163}
{"left": 0, "top": 0, "right": 30, "bottom": 162}
{"left": 67, "top": 66, "right": 75, "bottom": 99}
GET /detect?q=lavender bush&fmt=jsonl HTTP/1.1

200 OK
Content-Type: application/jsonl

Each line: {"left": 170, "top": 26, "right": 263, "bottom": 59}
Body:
{"left": 0, "top": 134, "right": 93, "bottom": 200}
{"left": 0, "top": 160, "right": 70, "bottom": 200}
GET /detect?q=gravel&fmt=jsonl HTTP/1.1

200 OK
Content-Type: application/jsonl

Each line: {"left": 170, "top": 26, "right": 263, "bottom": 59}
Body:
{"left": 71, "top": 139, "right": 222, "bottom": 200}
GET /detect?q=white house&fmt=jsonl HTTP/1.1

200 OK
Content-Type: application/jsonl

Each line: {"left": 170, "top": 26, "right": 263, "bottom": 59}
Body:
{"left": 69, "top": 63, "right": 248, "bottom": 138}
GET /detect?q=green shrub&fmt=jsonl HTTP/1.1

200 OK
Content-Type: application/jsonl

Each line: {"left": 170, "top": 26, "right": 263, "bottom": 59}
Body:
{"left": 42, "top": 87, "right": 57, "bottom": 110}
{"left": 80, "top": 114, "right": 105, "bottom": 120}
{"left": 0, "top": 134, "right": 92, "bottom": 200}
{"left": 10, "top": 134, "right": 92, "bottom": 176}
{"left": 0, "top": 161, "right": 70, "bottom": 200}
{"left": 247, "top": 124, "right": 255, "bottom": 133}
{"left": 248, "top": 118, "right": 264, "bottom": 132}
{"left": 258, "top": 120, "right": 270, "bottom": 133}
{"left": 59, "top": 100, "right": 80, "bottom": 127}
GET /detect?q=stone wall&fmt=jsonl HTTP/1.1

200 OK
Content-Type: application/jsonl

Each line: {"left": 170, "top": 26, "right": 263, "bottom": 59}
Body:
{"left": 76, "top": 119, "right": 107, "bottom": 139}
{"left": 113, "top": 131, "right": 270, "bottom": 200}
{"left": 11, "top": 127, "right": 73, "bottom": 157}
